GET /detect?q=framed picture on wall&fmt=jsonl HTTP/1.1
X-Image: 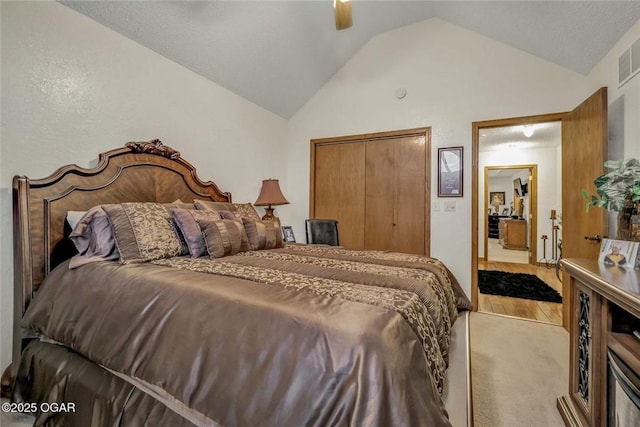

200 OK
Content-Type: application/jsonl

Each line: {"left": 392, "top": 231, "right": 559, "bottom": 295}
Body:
{"left": 489, "top": 192, "right": 505, "bottom": 206}
{"left": 437, "top": 146, "right": 463, "bottom": 197}
{"left": 489, "top": 191, "right": 505, "bottom": 214}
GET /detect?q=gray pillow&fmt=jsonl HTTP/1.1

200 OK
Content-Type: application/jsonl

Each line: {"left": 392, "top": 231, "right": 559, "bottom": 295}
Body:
{"left": 171, "top": 208, "right": 222, "bottom": 257}
{"left": 68, "top": 206, "right": 119, "bottom": 269}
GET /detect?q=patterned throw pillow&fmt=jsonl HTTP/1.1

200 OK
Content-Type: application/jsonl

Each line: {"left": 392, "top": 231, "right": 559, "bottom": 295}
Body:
{"left": 194, "top": 199, "right": 235, "bottom": 213}
{"left": 195, "top": 200, "right": 261, "bottom": 220}
{"left": 171, "top": 199, "right": 196, "bottom": 210}
{"left": 198, "top": 219, "right": 250, "bottom": 258}
{"left": 171, "top": 208, "right": 222, "bottom": 257}
{"left": 103, "top": 202, "right": 186, "bottom": 263}
{"left": 242, "top": 218, "right": 284, "bottom": 250}
{"left": 233, "top": 203, "right": 261, "bottom": 220}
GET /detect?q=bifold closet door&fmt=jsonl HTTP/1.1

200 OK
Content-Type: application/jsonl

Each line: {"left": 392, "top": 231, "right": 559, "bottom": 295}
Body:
{"left": 313, "top": 142, "right": 365, "bottom": 249}
{"left": 311, "top": 128, "right": 429, "bottom": 255}
{"left": 365, "top": 135, "right": 426, "bottom": 255}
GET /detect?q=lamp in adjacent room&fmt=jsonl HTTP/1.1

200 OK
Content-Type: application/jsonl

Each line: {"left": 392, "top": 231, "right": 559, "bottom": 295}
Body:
{"left": 334, "top": 0, "right": 353, "bottom": 30}
{"left": 254, "top": 179, "right": 289, "bottom": 221}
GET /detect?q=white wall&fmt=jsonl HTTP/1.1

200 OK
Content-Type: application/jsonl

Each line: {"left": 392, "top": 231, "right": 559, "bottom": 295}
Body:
{"left": 0, "top": 2, "right": 288, "bottom": 373}
{"left": 589, "top": 19, "right": 640, "bottom": 161}
{"left": 287, "top": 18, "right": 589, "bottom": 298}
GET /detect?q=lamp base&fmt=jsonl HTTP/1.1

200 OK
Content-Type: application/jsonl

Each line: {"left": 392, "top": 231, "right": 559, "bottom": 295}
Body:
{"left": 261, "top": 207, "right": 276, "bottom": 221}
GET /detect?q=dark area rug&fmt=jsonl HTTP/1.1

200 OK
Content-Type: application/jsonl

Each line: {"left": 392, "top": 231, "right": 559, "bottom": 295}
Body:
{"left": 478, "top": 270, "right": 562, "bottom": 303}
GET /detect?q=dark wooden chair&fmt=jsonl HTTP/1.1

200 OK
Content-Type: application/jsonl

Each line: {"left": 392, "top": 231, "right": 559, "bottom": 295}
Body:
{"left": 305, "top": 219, "right": 339, "bottom": 246}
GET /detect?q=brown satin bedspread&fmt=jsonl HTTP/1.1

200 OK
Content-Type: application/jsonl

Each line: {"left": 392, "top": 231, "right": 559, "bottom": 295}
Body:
{"left": 21, "top": 245, "right": 465, "bottom": 427}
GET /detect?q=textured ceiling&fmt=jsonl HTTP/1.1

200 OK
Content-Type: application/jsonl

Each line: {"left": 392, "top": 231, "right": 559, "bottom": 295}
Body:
{"left": 60, "top": 1, "right": 640, "bottom": 119}
{"left": 480, "top": 122, "right": 562, "bottom": 153}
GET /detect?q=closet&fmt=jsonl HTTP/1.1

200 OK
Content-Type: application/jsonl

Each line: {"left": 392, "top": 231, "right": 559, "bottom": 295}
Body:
{"left": 310, "top": 128, "right": 430, "bottom": 255}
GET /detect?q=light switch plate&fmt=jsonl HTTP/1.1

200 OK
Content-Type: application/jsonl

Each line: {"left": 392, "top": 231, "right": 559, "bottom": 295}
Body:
{"left": 432, "top": 201, "right": 440, "bottom": 211}
{"left": 444, "top": 201, "right": 456, "bottom": 212}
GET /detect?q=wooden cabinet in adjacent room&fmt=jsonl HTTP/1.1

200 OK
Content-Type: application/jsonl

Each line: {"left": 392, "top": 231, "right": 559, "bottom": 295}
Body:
{"left": 310, "top": 128, "right": 430, "bottom": 256}
{"left": 498, "top": 219, "right": 527, "bottom": 250}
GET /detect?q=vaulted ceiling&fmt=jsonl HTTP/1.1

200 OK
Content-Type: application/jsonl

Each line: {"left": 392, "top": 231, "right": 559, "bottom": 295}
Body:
{"left": 60, "top": 1, "right": 640, "bottom": 119}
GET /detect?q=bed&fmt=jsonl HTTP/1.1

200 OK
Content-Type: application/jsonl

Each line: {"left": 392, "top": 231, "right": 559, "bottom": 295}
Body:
{"left": 5, "top": 141, "right": 472, "bottom": 426}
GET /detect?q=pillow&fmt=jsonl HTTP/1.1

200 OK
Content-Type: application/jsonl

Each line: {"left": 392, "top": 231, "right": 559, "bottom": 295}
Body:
{"left": 195, "top": 200, "right": 261, "bottom": 221}
{"left": 219, "top": 210, "right": 239, "bottom": 220}
{"left": 194, "top": 200, "right": 235, "bottom": 213}
{"left": 233, "top": 203, "right": 261, "bottom": 220}
{"left": 242, "top": 218, "right": 284, "bottom": 250}
{"left": 171, "top": 199, "right": 197, "bottom": 210}
{"left": 198, "top": 219, "right": 249, "bottom": 258}
{"left": 66, "top": 210, "right": 87, "bottom": 231}
{"left": 171, "top": 208, "right": 222, "bottom": 257}
{"left": 68, "top": 206, "right": 119, "bottom": 269}
{"left": 103, "top": 202, "right": 186, "bottom": 264}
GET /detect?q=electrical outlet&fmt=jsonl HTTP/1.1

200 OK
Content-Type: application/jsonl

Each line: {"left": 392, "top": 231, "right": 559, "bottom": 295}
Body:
{"left": 432, "top": 201, "right": 440, "bottom": 211}
{"left": 444, "top": 201, "right": 456, "bottom": 212}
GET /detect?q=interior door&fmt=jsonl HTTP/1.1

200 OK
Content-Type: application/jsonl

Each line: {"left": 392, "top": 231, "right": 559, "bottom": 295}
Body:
{"left": 313, "top": 142, "right": 365, "bottom": 249}
{"left": 393, "top": 135, "right": 427, "bottom": 255}
{"left": 365, "top": 135, "right": 426, "bottom": 255}
{"left": 365, "top": 138, "right": 395, "bottom": 251}
{"left": 561, "top": 87, "right": 608, "bottom": 329}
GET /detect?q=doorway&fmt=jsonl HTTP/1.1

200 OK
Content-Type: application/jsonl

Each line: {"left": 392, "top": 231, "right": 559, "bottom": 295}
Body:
{"left": 484, "top": 165, "right": 537, "bottom": 265}
{"left": 472, "top": 114, "right": 564, "bottom": 324}
{"left": 470, "top": 88, "right": 609, "bottom": 330}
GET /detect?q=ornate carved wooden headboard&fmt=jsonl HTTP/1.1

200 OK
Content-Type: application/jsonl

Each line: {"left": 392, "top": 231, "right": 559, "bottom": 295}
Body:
{"left": 11, "top": 141, "right": 231, "bottom": 373}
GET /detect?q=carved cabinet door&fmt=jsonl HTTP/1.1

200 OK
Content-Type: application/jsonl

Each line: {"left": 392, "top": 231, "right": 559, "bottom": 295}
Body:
{"left": 569, "top": 280, "right": 606, "bottom": 426}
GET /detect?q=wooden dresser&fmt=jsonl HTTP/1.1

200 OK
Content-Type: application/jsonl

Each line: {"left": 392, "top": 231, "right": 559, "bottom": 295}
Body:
{"left": 498, "top": 219, "right": 527, "bottom": 250}
{"left": 558, "top": 259, "right": 640, "bottom": 427}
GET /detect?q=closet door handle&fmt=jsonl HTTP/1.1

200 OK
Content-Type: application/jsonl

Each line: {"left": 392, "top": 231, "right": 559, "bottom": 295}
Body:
{"left": 584, "top": 234, "right": 601, "bottom": 242}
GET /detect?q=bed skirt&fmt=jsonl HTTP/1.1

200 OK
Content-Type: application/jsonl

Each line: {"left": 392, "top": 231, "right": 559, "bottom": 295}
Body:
{"left": 12, "top": 339, "right": 195, "bottom": 427}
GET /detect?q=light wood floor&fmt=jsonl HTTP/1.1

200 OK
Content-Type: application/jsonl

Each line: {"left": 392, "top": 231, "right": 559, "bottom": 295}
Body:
{"left": 478, "top": 260, "right": 563, "bottom": 325}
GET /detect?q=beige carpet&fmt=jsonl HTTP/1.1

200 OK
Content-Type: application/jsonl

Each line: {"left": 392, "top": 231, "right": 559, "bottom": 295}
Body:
{"left": 471, "top": 312, "right": 569, "bottom": 427}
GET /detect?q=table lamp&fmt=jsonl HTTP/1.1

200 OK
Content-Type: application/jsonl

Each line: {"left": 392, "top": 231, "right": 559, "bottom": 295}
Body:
{"left": 254, "top": 179, "right": 289, "bottom": 221}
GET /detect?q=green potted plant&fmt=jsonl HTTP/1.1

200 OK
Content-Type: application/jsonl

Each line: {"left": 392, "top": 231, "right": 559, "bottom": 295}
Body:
{"left": 582, "top": 159, "right": 640, "bottom": 241}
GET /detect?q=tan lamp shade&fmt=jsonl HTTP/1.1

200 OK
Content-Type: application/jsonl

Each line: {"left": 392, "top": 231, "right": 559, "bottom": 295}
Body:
{"left": 254, "top": 179, "right": 289, "bottom": 221}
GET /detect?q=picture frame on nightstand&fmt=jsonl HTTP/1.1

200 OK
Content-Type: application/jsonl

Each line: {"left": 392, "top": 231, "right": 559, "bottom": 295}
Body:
{"left": 282, "top": 225, "right": 296, "bottom": 243}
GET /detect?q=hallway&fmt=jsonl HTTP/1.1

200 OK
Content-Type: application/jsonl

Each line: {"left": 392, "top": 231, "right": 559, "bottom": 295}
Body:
{"left": 477, "top": 260, "right": 562, "bottom": 325}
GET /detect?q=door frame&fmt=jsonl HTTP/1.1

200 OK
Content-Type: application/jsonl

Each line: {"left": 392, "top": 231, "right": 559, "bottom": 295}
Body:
{"left": 483, "top": 164, "right": 538, "bottom": 265}
{"left": 471, "top": 113, "right": 565, "bottom": 312}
